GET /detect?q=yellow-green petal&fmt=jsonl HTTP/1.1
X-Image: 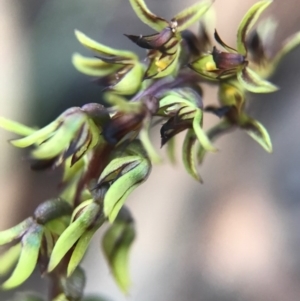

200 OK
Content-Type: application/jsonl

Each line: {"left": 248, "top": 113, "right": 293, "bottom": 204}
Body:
{"left": 242, "top": 118, "right": 272, "bottom": 153}
{"left": 102, "top": 221, "right": 135, "bottom": 293}
{"left": 271, "top": 32, "right": 300, "bottom": 76}
{"left": 75, "top": 30, "right": 137, "bottom": 60}
{"left": 0, "top": 218, "right": 33, "bottom": 245}
{"left": 0, "top": 243, "right": 22, "bottom": 276}
{"left": 107, "top": 63, "right": 144, "bottom": 95}
{"left": 237, "top": 67, "right": 278, "bottom": 93}
{"left": 182, "top": 129, "right": 202, "bottom": 182}
{"left": 104, "top": 159, "right": 151, "bottom": 222}
{"left": 193, "top": 110, "right": 217, "bottom": 152}
{"left": 72, "top": 53, "right": 121, "bottom": 77}
{"left": 0, "top": 117, "right": 36, "bottom": 136}
{"left": 129, "top": 0, "right": 168, "bottom": 32}
{"left": 48, "top": 202, "right": 100, "bottom": 272}
{"left": 11, "top": 121, "right": 58, "bottom": 148}
{"left": 188, "top": 54, "right": 219, "bottom": 81}
{"left": 2, "top": 225, "right": 44, "bottom": 290}
{"left": 67, "top": 224, "right": 103, "bottom": 276}
{"left": 237, "top": 0, "right": 273, "bottom": 55}
{"left": 31, "top": 117, "right": 83, "bottom": 159}
{"left": 174, "top": 0, "right": 212, "bottom": 32}
{"left": 144, "top": 47, "right": 180, "bottom": 79}
{"left": 139, "top": 125, "right": 162, "bottom": 164}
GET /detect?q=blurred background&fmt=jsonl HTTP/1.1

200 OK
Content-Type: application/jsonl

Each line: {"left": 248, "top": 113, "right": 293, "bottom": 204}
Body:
{"left": 1, "top": 0, "right": 300, "bottom": 300}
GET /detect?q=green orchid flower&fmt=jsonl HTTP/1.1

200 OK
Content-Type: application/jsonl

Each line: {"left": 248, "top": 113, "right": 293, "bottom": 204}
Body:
{"left": 73, "top": 30, "right": 144, "bottom": 95}
{"left": 0, "top": 104, "right": 107, "bottom": 169}
{"left": 97, "top": 140, "right": 151, "bottom": 222}
{"left": 197, "top": 78, "right": 272, "bottom": 165}
{"left": 0, "top": 199, "right": 71, "bottom": 289}
{"left": 103, "top": 93, "right": 161, "bottom": 163}
{"left": 189, "top": 0, "right": 278, "bottom": 93}
{"left": 126, "top": 0, "right": 212, "bottom": 79}
{"left": 158, "top": 87, "right": 216, "bottom": 181}
{"left": 218, "top": 80, "right": 272, "bottom": 152}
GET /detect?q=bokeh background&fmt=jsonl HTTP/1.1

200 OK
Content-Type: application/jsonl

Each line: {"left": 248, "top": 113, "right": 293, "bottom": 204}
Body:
{"left": 1, "top": 0, "right": 300, "bottom": 300}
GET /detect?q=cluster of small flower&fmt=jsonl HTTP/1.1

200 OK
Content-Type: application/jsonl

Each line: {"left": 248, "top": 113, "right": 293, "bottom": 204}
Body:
{"left": 0, "top": 0, "right": 299, "bottom": 300}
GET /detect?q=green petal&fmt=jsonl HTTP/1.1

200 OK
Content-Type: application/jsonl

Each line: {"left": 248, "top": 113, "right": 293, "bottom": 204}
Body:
{"left": 0, "top": 218, "right": 33, "bottom": 245}
{"left": 104, "top": 93, "right": 142, "bottom": 113}
{"left": 72, "top": 53, "right": 121, "bottom": 77}
{"left": 128, "top": 0, "right": 168, "bottom": 32}
{"left": 0, "top": 243, "right": 21, "bottom": 276}
{"left": 144, "top": 47, "right": 180, "bottom": 79}
{"left": 102, "top": 221, "right": 135, "bottom": 293}
{"left": 193, "top": 110, "right": 217, "bottom": 152}
{"left": 10, "top": 121, "right": 58, "bottom": 148}
{"left": 237, "top": 0, "right": 273, "bottom": 55}
{"left": 241, "top": 118, "right": 272, "bottom": 152}
{"left": 48, "top": 202, "right": 100, "bottom": 272}
{"left": 43, "top": 228, "right": 54, "bottom": 257}
{"left": 31, "top": 116, "right": 83, "bottom": 159}
{"left": 2, "top": 225, "right": 44, "bottom": 290}
{"left": 67, "top": 221, "right": 103, "bottom": 277}
{"left": 159, "top": 93, "right": 194, "bottom": 109}
{"left": 108, "top": 64, "right": 144, "bottom": 95}
{"left": 139, "top": 125, "right": 162, "bottom": 164}
{"left": 0, "top": 117, "right": 36, "bottom": 136}
{"left": 45, "top": 219, "right": 68, "bottom": 236}
{"left": 197, "top": 120, "right": 232, "bottom": 164}
{"left": 75, "top": 30, "right": 137, "bottom": 60}
{"left": 214, "top": 30, "right": 237, "bottom": 53}
{"left": 182, "top": 129, "right": 202, "bottom": 182}
{"left": 271, "top": 32, "right": 300, "bottom": 76}
{"left": 237, "top": 67, "right": 278, "bottom": 93}
{"left": 98, "top": 156, "right": 140, "bottom": 184}
{"left": 188, "top": 54, "right": 219, "bottom": 81}
{"left": 104, "top": 159, "right": 151, "bottom": 222}
{"left": 174, "top": 0, "right": 212, "bottom": 32}
{"left": 71, "top": 199, "right": 94, "bottom": 222}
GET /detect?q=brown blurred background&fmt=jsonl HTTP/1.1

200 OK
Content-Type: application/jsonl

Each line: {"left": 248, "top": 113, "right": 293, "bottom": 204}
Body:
{"left": 1, "top": 0, "right": 300, "bottom": 300}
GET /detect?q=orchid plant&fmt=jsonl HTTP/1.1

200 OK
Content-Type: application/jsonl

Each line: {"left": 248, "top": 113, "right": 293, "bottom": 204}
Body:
{"left": 1, "top": 0, "right": 300, "bottom": 300}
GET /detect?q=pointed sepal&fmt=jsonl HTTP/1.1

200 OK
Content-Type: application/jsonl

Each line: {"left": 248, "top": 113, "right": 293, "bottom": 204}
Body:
{"left": 182, "top": 129, "right": 202, "bottom": 182}
{"left": 237, "top": 0, "right": 273, "bottom": 55}
{"left": 237, "top": 66, "right": 278, "bottom": 93}
{"left": 0, "top": 218, "right": 34, "bottom": 245}
{"left": 173, "top": 0, "right": 212, "bottom": 32}
{"left": 1, "top": 225, "right": 44, "bottom": 289}
{"left": 47, "top": 202, "right": 100, "bottom": 272}
{"left": 241, "top": 118, "right": 272, "bottom": 152}
{"left": 0, "top": 117, "right": 36, "bottom": 136}
{"left": 128, "top": 0, "right": 168, "bottom": 32}
{"left": 102, "top": 207, "right": 135, "bottom": 293}
{"left": 193, "top": 109, "right": 216, "bottom": 152}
